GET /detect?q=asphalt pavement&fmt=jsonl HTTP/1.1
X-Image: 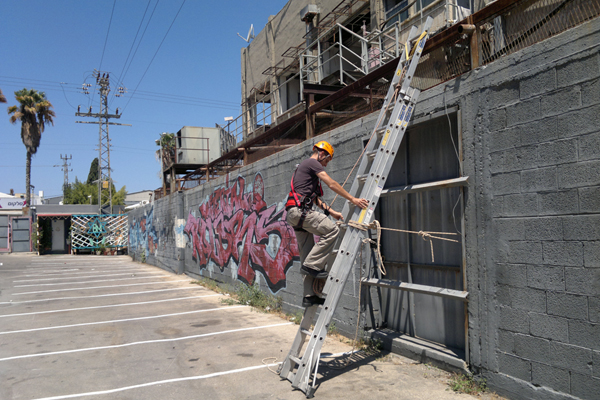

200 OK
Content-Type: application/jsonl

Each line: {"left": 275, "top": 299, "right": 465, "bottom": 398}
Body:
{"left": 0, "top": 254, "right": 487, "bottom": 400}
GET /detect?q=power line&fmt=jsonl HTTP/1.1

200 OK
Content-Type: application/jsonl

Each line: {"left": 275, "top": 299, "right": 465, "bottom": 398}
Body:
{"left": 122, "top": 0, "right": 187, "bottom": 114}
{"left": 99, "top": 0, "right": 117, "bottom": 73}
{"left": 0, "top": 77, "right": 239, "bottom": 108}
{"left": 109, "top": 0, "right": 157, "bottom": 107}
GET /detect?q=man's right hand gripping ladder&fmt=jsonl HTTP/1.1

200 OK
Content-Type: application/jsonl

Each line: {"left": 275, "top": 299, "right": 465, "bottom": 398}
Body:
{"left": 278, "top": 17, "right": 434, "bottom": 398}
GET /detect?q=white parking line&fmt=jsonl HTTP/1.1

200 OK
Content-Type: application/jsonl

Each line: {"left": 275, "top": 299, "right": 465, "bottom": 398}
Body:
{"left": 0, "top": 322, "right": 292, "bottom": 362}
{"left": 0, "top": 295, "right": 221, "bottom": 318}
{"left": 14, "top": 275, "right": 169, "bottom": 288}
{"left": 0, "top": 287, "right": 199, "bottom": 305}
{"left": 0, "top": 305, "right": 246, "bottom": 335}
{"left": 15, "top": 267, "right": 146, "bottom": 277}
{"left": 14, "top": 271, "right": 163, "bottom": 282}
{"left": 31, "top": 362, "right": 281, "bottom": 400}
{"left": 13, "top": 279, "right": 191, "bottom": 295}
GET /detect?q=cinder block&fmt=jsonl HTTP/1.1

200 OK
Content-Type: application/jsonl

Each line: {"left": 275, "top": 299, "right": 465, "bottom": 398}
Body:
{"left": 520, "top": 117, "right": 558, "bottom": 146}
{"left": 542, "top": 241, "right": 583, "bottom": 267}
{"left": 557, "top": 53, "right": 600, "bottom": 88}
{"left": 508, "top": 241, "right": 543, "bottom": 264}
{"left": 507, "top": 98, "right": 542, "bottom": 127}
{"left": 500, "top": 306, "right": 530, "bottom": 334}
{"left": 510, "top": 287, "right": 547, "bottom": 313}
{"left": 562, "top": 214, "right": 600, "bottom": 240}
{"left": 531, "top": 362, "right": 570, "bottom": 394}
{"left": 497, "top": 352, "right": 532, "bottom": 382}
{"left": 570, "top": 372, "right": 600, "bottom": 400}
{"left": 489, "top": 126, "right": 520, "bottom": 152}
{"left": 497, "top": 284, "right": 511, "bottom": 307}
{"left": 581, "top": 78, "right": 600, "bottom": 107}
{"left": 557, "top": 104, "right": 600, "bottom": 138}
{"left": 590, "top": 297, "right": 600, "bottom": 323}
{"left": 497, "top": 263, "right": 527, "bottom": 288}
{"left": 537, "top": 138, "right": 578, "bottom": 167}
{"left": 498, "top": 329, "right": 516, "bottom": 354}
{"left": 490, "top": 80, "right": 520, "bottom": 106}
{"left": 548, "top": 341, "right": 593, "bottom": 375}
{"left": 494, "top": 218, "right": 525, "bottom": 240}
{"left": 490, "top": 108, "right": 507, "bottom": 131}
{"left": 568, "top": 320, "right": 600, "bottom": 349}
{"left": 541, "top": 87, "right": 582, "bottom": 117}
{"left": 500, "top": 194, "right": 538, "bottom": 217}
{"left": 547, "top": 291, "right": 588, "bottom": 320}
{"left": 529, "top": 312, "right": 569, "bottom": 342}
{"left": 521, "top": 167, "right": 558, "bottom": 193}
{"left": 565, "top": 267, "right": 600, "bottom": 296}
{"left": 514, "top": 333, "right": 551, "bottom": 362}
{"left": 538, "top": 190, "right": 579, "bottom": 216}
{"left": 524, "top": 217, "right": 563, "bottom": 241}
{"left": 491, "top": 172, "right": 521, "bottom": 195}
{"left": 594, "top": 350, "right": 600, "bottom": 378}
{"left": 580, "top": 187, "right": 600, "bottom": 213}
{"left": 579, "top": 131, "right": 600, "bottom": 162}
{"left": 520, "top": 69, "right": 556, "bottom": 99}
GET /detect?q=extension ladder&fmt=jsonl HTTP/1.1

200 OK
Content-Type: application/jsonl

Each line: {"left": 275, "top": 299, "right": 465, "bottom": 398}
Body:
{"left": 278, "top": 17, "right": 434, "bottom": 398}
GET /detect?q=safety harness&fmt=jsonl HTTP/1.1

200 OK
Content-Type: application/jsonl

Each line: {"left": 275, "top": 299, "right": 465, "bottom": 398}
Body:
{"left": 285, "top": 167, "right": 323, "bottom": 231}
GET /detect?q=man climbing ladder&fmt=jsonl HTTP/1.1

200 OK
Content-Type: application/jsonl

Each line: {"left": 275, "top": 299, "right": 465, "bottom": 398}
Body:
{"left": 285, "top": 140, "right": 368, "bottom": 307}
{"left": 278, "top": 17, "right": 434, "bottom": 398}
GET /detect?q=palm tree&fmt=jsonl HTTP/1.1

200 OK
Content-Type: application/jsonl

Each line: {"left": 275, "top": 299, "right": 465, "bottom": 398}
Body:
{"left": 8, "top": 89, "right": 55, "bottom": 207}
{"left": 0, "top": 89, "right": 6, "bottom": 103}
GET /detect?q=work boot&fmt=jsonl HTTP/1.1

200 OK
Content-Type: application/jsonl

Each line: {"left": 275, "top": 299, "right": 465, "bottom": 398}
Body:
{"left": 300, "top": 265, "right": 328, "bottom": 279}
{"left": 302, "top": 295, "right": 325, "bottom": 308}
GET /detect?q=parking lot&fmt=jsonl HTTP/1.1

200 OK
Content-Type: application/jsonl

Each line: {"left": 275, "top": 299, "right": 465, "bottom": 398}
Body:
{"left": 0, "top": 254, "right": 480, "bottom": 400}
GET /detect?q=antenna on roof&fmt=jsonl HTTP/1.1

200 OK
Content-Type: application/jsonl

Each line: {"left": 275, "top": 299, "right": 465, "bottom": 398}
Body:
{"left": 237, "top": 24, "right": 255, "bottom": 43}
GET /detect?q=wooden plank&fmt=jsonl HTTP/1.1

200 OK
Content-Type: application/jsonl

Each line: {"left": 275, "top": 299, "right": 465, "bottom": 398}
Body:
{"left": 362, "top": 278, "right": 468, "bottom": 301}
{"left": 380, "top": 176, "right": 469, "bottom": 197}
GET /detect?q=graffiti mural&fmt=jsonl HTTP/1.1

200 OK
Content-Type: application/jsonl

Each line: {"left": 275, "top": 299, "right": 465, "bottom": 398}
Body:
{"left": 185, "top": 173, "right": 299, "bottom": 292}
{"left": 129, "top": 206, "right": 157, "bottom": 258}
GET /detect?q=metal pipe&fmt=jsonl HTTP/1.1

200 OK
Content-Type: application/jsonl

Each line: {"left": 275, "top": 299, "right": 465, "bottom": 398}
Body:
{"left": 458, "top": 24, "right": 476, "bottom": 34}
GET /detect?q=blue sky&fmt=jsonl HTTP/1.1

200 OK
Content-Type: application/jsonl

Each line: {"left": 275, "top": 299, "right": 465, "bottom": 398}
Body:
{"left": 0, "top": 0, "right": 288, "bottom": 198}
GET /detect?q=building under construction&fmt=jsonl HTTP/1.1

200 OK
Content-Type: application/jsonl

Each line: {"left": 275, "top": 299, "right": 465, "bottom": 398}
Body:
{"left": 138, "top": 0, "right": 600, "bottom": 399}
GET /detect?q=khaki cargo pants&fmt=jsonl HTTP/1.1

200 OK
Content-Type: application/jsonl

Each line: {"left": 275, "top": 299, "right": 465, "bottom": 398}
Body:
{"left": 286, "top": 207, "right": 339, "bottom": 296}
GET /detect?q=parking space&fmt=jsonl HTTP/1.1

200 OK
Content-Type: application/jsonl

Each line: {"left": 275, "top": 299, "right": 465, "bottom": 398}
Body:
{"left": 0, "top": 254, "right": 477, "bottom": 400}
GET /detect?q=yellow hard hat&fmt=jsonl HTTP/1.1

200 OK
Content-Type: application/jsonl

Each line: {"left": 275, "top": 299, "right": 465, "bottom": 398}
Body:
{"left": 313, "top": 141, "right": 334, "bottom": 158}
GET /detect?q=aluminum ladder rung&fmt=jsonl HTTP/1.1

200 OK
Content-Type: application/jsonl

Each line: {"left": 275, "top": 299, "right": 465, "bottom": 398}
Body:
{"left": 300, "top": 328, "right": 312, "bottom": 336}
{"left": 289, "top": 355, "right": 303, "bottom": 365}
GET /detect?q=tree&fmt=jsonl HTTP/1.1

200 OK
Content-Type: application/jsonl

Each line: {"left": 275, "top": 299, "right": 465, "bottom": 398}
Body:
{"left": 87, "top": 158, "right": 99, "bottom": 185}
{"left": 0, "top": 89, "right": 6, "bottom": 103}
{"left": 8, "top": 89, "right": 55, "bottom": 206}
{"left": 64, "top": 178, "right": 96, "bottom": 205}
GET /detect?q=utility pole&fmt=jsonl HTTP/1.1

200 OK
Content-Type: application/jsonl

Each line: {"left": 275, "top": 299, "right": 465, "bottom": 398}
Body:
{"left": 53, "top": 154, "right": 73, "bottom": 197}
{"left": 76, "top": 70, "right": 130, "bottom": 214}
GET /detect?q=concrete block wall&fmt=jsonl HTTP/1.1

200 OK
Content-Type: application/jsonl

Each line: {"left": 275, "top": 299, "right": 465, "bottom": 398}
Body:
{"left": 414, "top": 16, "right": 600, "bottom": 400}
{"left": 128, "top": 14, "right": 600, "bottom": 400}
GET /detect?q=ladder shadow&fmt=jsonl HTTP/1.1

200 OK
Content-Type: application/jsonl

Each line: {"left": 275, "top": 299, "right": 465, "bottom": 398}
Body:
{"left": 313, "top": 349, "right": 389, "bottom": 385}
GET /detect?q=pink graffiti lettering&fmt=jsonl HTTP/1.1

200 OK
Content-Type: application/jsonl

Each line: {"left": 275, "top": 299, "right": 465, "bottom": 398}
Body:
{"left": 184, "top": 174, "right": 298, "bottom": 292}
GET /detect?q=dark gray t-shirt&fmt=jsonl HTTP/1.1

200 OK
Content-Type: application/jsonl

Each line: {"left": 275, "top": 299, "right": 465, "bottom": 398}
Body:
{"left": 292, "top": 158, "right": 324, "bottom": 198}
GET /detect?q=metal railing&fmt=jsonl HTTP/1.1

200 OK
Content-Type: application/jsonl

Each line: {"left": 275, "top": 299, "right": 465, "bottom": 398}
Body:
{"left": 220, "top": 0, "right": 600, "bottom": 158}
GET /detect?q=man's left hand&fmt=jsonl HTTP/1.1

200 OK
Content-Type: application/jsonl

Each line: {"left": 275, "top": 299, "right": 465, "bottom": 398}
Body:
{"left": 330, "top": 210, "right": 343, "bottom": 220}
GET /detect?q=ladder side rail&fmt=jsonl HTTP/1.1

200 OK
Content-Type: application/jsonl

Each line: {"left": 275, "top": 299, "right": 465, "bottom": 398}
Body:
{"left": 353, "top": 87, "right": 421, "bottom": 227}
{"left": 278, "top": 306, "right": 318, "bottom": 379}
{"left": 292, "top": 227, "right": 366, "bottom": 390}
{"left": 340, "top": 18, "right": 432, "bottom": 220}
{"left": 338, "top": 28, "right": 419, "bottom": 221}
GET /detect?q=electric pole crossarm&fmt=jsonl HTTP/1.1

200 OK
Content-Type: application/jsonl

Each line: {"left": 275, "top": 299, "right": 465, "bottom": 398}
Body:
{"left": 75, "top": 121, "right": 132, "bottom": 126}
{"left": 76, "top": 112, "right": 121, "bottom": 119}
